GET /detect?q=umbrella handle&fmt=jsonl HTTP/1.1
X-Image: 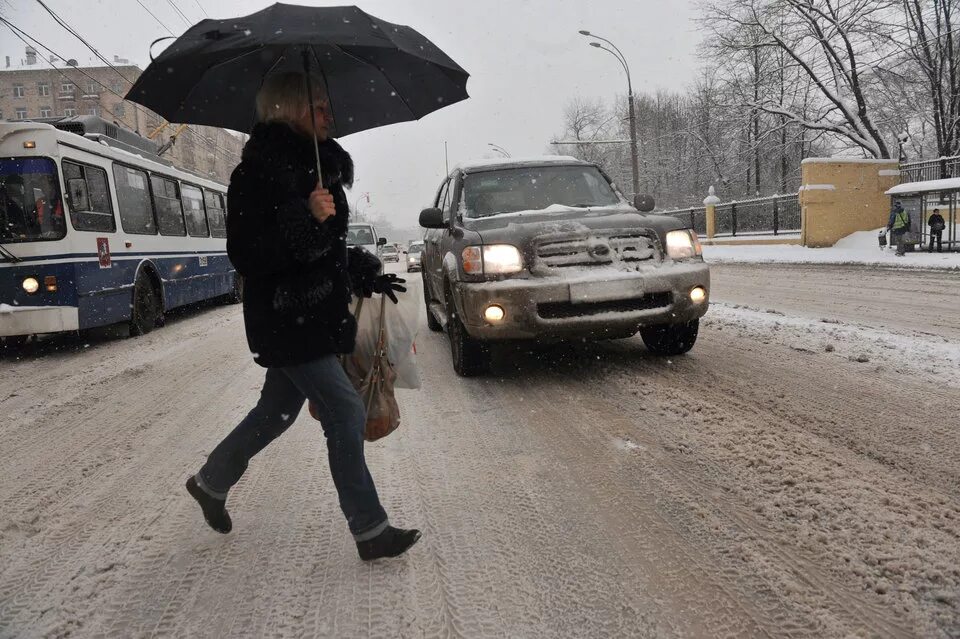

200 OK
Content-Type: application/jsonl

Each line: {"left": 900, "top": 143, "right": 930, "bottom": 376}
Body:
{"left": 301, "top": 50, "right": 324, "bottom": 188}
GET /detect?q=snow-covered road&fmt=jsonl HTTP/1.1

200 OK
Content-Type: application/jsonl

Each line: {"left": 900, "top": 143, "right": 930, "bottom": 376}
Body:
{"left": 1, "top": 264, "right": 958, "bottom": 638}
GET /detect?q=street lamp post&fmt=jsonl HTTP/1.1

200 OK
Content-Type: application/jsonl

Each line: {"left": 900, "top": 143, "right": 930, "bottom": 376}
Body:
{"left": 488, "top": 142, "right": 511, "bottom": 158}
{"left": 579, "top": 30, "right": 640, "bottom": 199}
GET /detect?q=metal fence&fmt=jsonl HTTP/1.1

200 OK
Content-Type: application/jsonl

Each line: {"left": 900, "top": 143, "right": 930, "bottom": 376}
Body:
{"left": 900, "top": 155, "right": 960, "bottom": 182}
{"left": 660, "top": 193, "right": 800, "bottom": 237}
{"left": 659, "top": 206, "right": 709, "bottom": 236}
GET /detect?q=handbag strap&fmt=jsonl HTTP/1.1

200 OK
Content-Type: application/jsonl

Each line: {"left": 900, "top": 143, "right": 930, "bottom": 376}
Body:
{"left": 360, "top": 295, "right": 390, "bottom": 390}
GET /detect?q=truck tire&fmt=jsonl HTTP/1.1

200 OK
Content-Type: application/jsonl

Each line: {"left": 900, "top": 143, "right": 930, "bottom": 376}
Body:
{"left": 1, "top": 335, "right": 28, "bottom": 351}
{"left": 446, "top": 287, "right": 490, "bottom": 376}
{"left": 640, "top": 319, "right": 699, "bottom": 356}
{"left": 130, "top": 274, "right": 162, "bottom": 336}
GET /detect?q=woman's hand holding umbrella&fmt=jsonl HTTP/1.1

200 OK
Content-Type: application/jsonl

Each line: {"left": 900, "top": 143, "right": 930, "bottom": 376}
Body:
{"left": 309, "top": 186, "right": 336, "bottom": 223}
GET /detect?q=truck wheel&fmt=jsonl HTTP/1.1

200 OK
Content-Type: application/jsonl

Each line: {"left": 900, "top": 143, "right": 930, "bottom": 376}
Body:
{"left": 446, "top": 288, "right": 490, "bottom": 376}
{"left": 640, "top": 319, "right": 699, "bottom": 356}
{"left": 424, "top": 273, "right": 443, "bottom": 332}
{"left": 1, "top": 335, "right": 29, "bottom": 352}
{"left": 130, "top": 274, "right": 162, "bottom": 336}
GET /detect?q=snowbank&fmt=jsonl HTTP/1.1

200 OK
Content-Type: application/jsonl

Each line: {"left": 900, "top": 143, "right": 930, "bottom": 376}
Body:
{"left": 707, "top": 302, "right": 960, "bottom": 391}
{"left": 703, "top": 228, "right": 960, "bottom": 270}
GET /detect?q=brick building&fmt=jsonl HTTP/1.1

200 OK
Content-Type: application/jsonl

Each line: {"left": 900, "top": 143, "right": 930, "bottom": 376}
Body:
{"left": 0, "top": 46, "right": 244, "bottom": 184}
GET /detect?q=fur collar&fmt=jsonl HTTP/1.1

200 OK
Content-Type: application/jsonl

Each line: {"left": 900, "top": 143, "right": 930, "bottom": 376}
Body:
{"left": 243, "top": 121, "right": 354, "bottom": 188}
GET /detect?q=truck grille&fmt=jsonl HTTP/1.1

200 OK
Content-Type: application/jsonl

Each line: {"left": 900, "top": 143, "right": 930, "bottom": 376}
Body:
{"left": 538, "top": 292, "right": 672, "bottom": 319}
{"left": 536, "top": 231, "right": 659, "bottom": 269}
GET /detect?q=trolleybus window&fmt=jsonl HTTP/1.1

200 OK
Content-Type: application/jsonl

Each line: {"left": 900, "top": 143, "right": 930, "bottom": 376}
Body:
{"left": 181, "top": 184, "right": 209, "bottom": 237}
{"left": 203, "top": 189, "right": 227, "bottom": 238}
{"left": 0, "top": 157, "right": 65, "bottom": 242}
{"left": 113, "top": 164, "right": 156, "bottom": 235}
{"left": 62, "top": 160, "right": 116, "bottom": 233}
{"left": 150, "top": 175, "right": 186, "bottom": 237}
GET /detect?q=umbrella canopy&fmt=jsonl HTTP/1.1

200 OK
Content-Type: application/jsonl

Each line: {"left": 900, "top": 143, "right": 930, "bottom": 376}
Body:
{"left": 125, "top": 3, "right": 469, "bottom": 138}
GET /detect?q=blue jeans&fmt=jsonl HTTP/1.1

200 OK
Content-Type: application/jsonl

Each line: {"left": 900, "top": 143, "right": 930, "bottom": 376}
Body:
{"left": 196, "top": 355, "right": 388, "bottom": 541}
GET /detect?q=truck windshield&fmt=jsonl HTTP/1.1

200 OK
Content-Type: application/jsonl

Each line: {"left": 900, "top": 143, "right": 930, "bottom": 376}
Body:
{"left": 462, "top": 165, "right": 620, "bottom": 219}
{"left": 0, "top": 157, "right": 66, "bottom": 243}
{"left": 347, "top": 225, "right": 375, "bottom": 245}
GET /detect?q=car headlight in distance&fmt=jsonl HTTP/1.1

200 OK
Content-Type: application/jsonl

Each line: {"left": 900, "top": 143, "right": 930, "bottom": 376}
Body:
{"left": 482, "top": 245, "right": 523, "bottom": 274}
{"left": 666, "top": 229, "right": 702, "bottom": 260}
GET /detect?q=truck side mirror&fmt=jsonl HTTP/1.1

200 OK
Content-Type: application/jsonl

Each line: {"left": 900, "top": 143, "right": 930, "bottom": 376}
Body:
{"left": 419, "top": 207, "right": 445, "bottom": 228}
{"left": 633, "top": 194, "right": 655, "bottom": 212}
{"left": 377, "top": 237, "right": 387, "bottom": 246}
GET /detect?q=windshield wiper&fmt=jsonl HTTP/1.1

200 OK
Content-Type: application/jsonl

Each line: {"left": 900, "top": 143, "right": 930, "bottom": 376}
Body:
{"left": 0, "top": 241, "right": 22, "bottom": 263}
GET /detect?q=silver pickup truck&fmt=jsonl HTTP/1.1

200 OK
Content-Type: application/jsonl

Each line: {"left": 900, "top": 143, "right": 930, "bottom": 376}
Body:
{"left": 419, "top": 156, "right": 710, "bottom": 376}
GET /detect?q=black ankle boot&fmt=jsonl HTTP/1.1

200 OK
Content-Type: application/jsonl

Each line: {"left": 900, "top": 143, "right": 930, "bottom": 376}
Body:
{"left": 356, "top": 526, "right": 421, "bottom": 561}
{"left": 186, "top": 476, "right": 232, "bottom": 534}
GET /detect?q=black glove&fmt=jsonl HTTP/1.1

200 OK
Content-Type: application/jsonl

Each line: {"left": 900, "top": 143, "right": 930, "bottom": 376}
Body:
{"left": 371, "top": 274, "right": 407, "bottom": 304}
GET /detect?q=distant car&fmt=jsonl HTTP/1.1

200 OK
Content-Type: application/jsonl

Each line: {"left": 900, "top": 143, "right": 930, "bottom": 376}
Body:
{"left": 347, "top": 222, "right": 386, "bottom": 257}
{"left": 380, "top": 244, "right": 400, "bottom": 263}
{"left": 419, "top": 156, "right": 710, "bottom": 376}
{"left": 406, "top": 240, "right": 425, "bottom": 272}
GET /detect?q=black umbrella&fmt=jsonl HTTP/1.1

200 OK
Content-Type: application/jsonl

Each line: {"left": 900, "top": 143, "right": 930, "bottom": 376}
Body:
{"left": 126, "top": 3, "right": 469, "bottom": 179}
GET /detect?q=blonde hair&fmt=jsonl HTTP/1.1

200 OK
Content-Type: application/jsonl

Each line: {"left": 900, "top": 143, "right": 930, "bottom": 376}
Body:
{"left": 255, "top": 72, "right": 326, "bottom": 123}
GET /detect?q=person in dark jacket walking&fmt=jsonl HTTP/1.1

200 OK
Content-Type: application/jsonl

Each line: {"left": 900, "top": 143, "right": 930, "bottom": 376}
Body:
{"left": 186, "top": 72, "right": 419, "bottom": 561}
{"left": 887, "top": 202, "right": 912, "bottom": 256}
{"left": 928, "top": 208, "right": 945, "bottom": 253}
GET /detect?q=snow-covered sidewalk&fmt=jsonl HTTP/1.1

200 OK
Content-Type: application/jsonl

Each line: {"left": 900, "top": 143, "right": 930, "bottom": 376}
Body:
{"left": 703, "top": 228, "right": 960, "bottom": 270}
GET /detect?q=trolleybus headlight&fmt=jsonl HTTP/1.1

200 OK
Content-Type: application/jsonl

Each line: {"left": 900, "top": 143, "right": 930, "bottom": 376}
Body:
{"left": 22, "top": 277, "right": 39, "bottom": 294}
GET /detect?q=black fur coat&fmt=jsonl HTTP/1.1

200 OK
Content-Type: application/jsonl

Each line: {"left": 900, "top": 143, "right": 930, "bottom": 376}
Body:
{"left": 226, "top": 121, "right": 381, "bottom": 368}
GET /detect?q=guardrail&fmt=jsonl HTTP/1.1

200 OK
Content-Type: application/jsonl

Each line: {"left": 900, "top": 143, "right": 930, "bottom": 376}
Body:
{"left": 660, "top": 193, "right": 800, "bottom": 237}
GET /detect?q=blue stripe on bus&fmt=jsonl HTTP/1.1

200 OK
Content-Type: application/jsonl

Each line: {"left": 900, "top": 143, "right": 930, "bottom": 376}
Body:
{"left": 0, "top": 254, "right": 236, "bottom": 330}
{"left": 2, "top": 249, "right": 229, "bottom": 263}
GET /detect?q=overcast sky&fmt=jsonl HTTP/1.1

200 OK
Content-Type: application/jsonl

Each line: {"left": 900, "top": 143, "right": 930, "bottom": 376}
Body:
{"left": 2, "top": 0, "right": 702, "bottom": 229}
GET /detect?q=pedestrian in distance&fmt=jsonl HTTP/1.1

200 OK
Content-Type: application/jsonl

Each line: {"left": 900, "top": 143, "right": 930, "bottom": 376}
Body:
{"left": 887, "top": 201, "right": 912, "bottom": 257}
{"left": 185, "top": 72, "right": 419, "bottom": 562}
{"left": 928, "top": 208, "right": 945, "bottom": 253}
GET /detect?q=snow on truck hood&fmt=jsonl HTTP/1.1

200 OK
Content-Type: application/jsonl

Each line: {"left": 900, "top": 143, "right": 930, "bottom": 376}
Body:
{"left": 462, "top": 203, "right": 641, "bottom": 231}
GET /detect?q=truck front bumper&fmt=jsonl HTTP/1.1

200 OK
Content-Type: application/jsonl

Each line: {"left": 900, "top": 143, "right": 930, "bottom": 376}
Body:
{"left": 455, "top": 262, "right": 710, "bottom": 341}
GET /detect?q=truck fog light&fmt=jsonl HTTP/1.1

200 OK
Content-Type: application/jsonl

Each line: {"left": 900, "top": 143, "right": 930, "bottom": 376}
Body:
{"left": 22, "top": 277, "right": 39, "bottom": 294}
{"left": 690, "top": 286, "right": 707, "bottom": 304}
{"left": 484, "top": 304, "right": 505, "bottom": 323}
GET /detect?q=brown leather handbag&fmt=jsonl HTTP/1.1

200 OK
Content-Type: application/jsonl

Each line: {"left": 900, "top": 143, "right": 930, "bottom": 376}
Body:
{"left": 309, "top": 296, "right": 401, "bottom": 441}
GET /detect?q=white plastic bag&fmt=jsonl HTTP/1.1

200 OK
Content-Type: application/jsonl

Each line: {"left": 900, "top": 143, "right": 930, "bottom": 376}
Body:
{"left": 350, "top": 289, "right": 421, "bottom": 390}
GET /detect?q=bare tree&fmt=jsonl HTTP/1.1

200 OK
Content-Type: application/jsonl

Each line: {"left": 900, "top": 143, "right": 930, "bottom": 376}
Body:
{"left": 703, "top": 0, "right": 896, "bottom": 158}
{"left": 880, "top": 0, "right": 960, "bottom": 158}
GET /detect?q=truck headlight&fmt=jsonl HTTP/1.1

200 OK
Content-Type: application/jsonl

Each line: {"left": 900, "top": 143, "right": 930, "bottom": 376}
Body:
{"left": 666, "top": 230, "right": 702, "bottom": 260}
{"left": 462, "top": 245, "right": 524, "bottom": 275}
